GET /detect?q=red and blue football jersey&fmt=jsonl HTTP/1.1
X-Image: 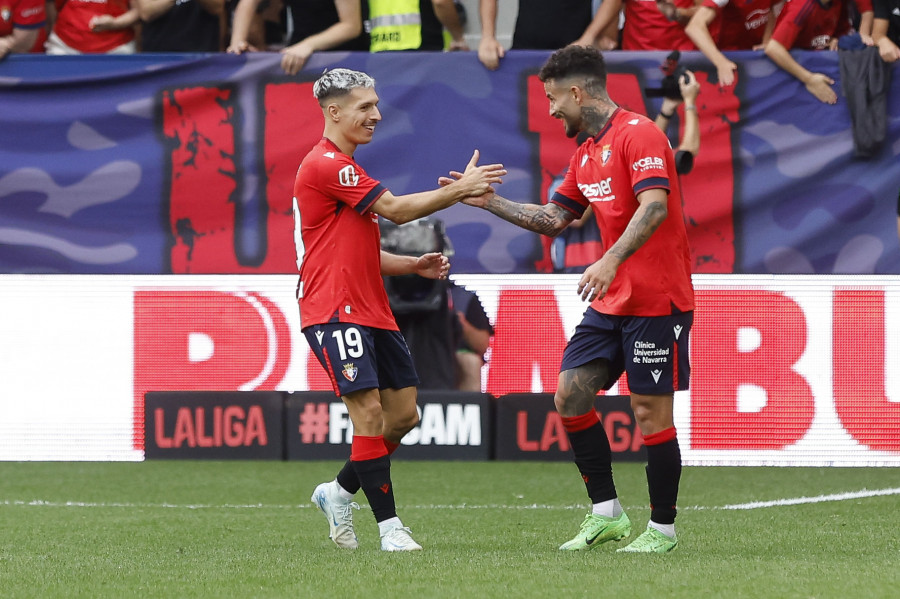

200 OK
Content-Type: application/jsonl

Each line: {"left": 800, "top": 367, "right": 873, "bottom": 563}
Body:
{"left": 293, "top": 137, "right": 397, "bottom": 330}
{"left": 551, "top": 108, "right": 694, "bottom": 317}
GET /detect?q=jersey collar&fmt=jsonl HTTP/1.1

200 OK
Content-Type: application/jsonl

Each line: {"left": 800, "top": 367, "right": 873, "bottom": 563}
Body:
{"left": 591, "top": 107, "right": 621, "bottom": 144}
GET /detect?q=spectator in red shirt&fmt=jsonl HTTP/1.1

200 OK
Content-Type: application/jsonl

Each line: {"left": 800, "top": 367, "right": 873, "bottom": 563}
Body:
{"left": 686, "top": 0, "right": 777, "bottom": 86}
{"left": 45, "top": 0, "right": 139, "bottom": 55}
{"left": 576, "top": 0, "right": 699, "bottom": 51}
{"left": 764, "top": 0, "right": 850, "bottom": 104}
{"left": 0, "top": 0, "right": 46, "bottom": 59}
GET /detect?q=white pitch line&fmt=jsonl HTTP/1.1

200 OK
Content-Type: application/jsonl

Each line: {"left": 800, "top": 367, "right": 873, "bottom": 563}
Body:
{"left": 715, "top": 487, "right": 900, "bottom": 510}
{"left": 2, "top": 488, "right": 899, "bottom": 512}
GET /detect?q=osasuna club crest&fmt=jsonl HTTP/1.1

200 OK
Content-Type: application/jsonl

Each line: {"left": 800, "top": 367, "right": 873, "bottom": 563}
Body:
{"left": 601, "top": 144, "right": 612, "bottom": 166}
{"left": 342, "top": 363, "right": 358, "bottom": 382}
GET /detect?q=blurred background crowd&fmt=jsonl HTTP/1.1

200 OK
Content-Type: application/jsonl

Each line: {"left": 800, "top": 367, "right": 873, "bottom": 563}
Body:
{"left": 2, "top": 0, "right": 899, "bottom": 104}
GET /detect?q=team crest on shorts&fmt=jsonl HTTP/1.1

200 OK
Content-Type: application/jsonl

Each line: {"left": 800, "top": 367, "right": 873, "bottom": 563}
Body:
{"left": 342, "top": 363, "right": 358, "bottom": 382}
{"left": 601, "top": 144, "right": 612, "bottom": 166}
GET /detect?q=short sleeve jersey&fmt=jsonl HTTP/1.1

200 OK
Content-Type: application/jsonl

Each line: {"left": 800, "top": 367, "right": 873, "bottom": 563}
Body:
{"left": 622, "top": 0, "right": 696, "bottom": 50}
{"left": 293, "top": 137, "right": 396, "bottom": 330}
{"left": 550, "top": 109, "right": 694, "bottom": 317}
{"left": 873, "top": 0, "right": 900, "bottom": 43}
{"left": 771, "top": 0, "right": 850, "bottom": 49}
{"left": 0, "top": 0, "right": 46, "bottom": 38}
{"left": 53, "top": 0, "right": 135, "bottom": 53}
{"left": 703, "top": 0, "right": 776, "bottom": 50}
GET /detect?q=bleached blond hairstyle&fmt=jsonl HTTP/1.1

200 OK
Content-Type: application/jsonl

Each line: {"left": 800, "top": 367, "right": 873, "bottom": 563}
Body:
{"left": 313, "top": 68, "right": 376, "bottom": 106}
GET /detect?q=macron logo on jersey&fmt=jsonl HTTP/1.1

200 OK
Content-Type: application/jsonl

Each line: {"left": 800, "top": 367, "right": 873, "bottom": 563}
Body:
{"left": 338, "top": 165, "right": 359, "bottom": 187}
{"left": 324, "top": 152, "right": 335, "bottom": 159}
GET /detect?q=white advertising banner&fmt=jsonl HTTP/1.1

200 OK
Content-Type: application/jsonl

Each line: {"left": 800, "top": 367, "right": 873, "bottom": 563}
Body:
{"left": 0, "top": 274, "right": 897, "bottom": 465}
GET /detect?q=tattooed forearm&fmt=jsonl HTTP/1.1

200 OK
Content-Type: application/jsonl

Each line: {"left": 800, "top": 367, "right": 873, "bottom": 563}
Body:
{"left": 607, "top": 200, "right": 667, "bottom": 263}
{"left": 485, "top": 195, "right": 572, "bottom": 236}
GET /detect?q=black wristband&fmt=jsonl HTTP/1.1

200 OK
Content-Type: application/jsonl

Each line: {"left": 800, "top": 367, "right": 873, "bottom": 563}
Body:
{"left": 659, "top": 109, "right": 675, "bottom": 119}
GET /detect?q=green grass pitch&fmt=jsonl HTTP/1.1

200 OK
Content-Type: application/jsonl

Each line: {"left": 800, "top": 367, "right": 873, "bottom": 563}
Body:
{"left": 1, "top": 461, "right": 899, "bottom": 598}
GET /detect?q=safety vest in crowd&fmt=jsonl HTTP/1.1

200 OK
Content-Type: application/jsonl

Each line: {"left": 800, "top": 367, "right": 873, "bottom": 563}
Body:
{"left": 367, "top": 0, "right": 423, "bottom": 52}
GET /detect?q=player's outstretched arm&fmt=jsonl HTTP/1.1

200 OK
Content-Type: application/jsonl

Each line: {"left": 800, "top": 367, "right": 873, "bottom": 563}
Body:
{"left": 438, "top": 170, "right": 575, "bottom": 237}
{"left": 373, "top": 150, "right": 505, "bottom": 224}
{"left": 468, "top": 192, "right": 575, "bottom": 237}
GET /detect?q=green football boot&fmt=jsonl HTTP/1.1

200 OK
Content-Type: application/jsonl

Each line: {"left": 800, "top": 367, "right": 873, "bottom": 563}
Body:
{"left": 616, "top": 526, "right": 678, "bottom": 553}
{"left": 558, "top": 512, "right": 632, "bottom": 551}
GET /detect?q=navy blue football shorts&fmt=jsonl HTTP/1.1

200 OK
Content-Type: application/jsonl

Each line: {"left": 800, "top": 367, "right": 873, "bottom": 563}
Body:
{"left": 304, "top": 322, "right": 420, "bottom": 397}
{"left": 559, "top": 306, "right": 693, "bottom": 395}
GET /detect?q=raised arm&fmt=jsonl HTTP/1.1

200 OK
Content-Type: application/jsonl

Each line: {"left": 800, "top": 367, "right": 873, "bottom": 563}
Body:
{"left": 465, "top": 193, "right": 576, "bottom": 237}
{"left": 372, "top": 150, "right": 506, "bottom": 224}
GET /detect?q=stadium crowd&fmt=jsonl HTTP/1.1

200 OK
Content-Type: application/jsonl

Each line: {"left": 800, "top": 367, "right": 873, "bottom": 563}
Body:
{"left": 3, "top": 0, "right": 899, "bottom": 95}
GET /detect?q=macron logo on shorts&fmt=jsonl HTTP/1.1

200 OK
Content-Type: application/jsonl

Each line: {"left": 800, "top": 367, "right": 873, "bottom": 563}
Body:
{"left": 315, "top": 330, "right": 325, "bottom": 345}
{"left": 651, "top": 369, "right": 662, "bottom": 383}
{"left": 673, "top": 325, "right": 683, "bottom": 340}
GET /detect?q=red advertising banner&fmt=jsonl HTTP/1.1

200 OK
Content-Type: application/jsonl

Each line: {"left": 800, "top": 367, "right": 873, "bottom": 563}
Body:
{"left": 0, "top": 274, "right": 898, "bottom": 466}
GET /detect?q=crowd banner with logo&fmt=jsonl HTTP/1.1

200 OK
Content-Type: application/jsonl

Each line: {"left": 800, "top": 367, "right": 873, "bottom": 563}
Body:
{"left": 285, "top": 391, "right": 494, "bottom": 461}
{"left": 1, "top": 51, "right": 899, "bottom": 276}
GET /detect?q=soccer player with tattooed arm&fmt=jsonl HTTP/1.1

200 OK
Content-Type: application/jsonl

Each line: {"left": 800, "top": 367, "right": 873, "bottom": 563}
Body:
{"left": 294, "top": 68, "right": 505, "bottom": 552}
{"left": 442, "top": 45, "right": 694, "bottom": 553}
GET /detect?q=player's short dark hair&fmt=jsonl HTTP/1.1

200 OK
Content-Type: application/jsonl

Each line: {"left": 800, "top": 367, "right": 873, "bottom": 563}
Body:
{"left": 313, "top": 68, "right": 375, "bottom": 106}
{"left": 538, "top": 46, "right": 608, "bottom": 97}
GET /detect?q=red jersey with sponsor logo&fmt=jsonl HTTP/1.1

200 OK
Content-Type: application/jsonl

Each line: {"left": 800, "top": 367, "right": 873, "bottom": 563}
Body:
{"left": 293, "top": 137, "right": 396, "bottom": 330}
{"left": 703, "top": 0, "right": 776, "bottom": 49}
{"left": 551, "top": 109, "right": 694, "bottom": 317}
{"left": 53, "top": 0, "right": 134, "bottom": 53}
{"left": 770, "top": 0, "right": 850, "bottom": 49}
{"left": 622, "top": 0, "right": 696, "bottom": 50}
{"left": 1, "top": 0, "right": 46, "bottom": 51}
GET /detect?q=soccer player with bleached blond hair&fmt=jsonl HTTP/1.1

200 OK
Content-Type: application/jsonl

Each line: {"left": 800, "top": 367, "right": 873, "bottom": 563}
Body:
{"left": 296, "top": 68, "right": 505, "bottom": 551}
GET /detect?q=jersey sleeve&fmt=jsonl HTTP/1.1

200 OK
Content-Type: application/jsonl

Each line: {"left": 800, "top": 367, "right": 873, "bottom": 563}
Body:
{"left": 549, "top": 155, "right": 588, "bottom": 217}
{"left": 13, "top": 0, "right": 47, "bottom": 28}
{"left": 872, "top": 0, "right": 891, "bottom": 18}
{"left": 623, "top": 121, "right": 672, "bottom": 197}
{"left": 770, "top": 0, "right": 806, "bottom": 48}
{"left": 853, "top": 0, "right": 873, "bottom": 13}
{"left": 316, "top": 153, "right": 387, "bottom": 215}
